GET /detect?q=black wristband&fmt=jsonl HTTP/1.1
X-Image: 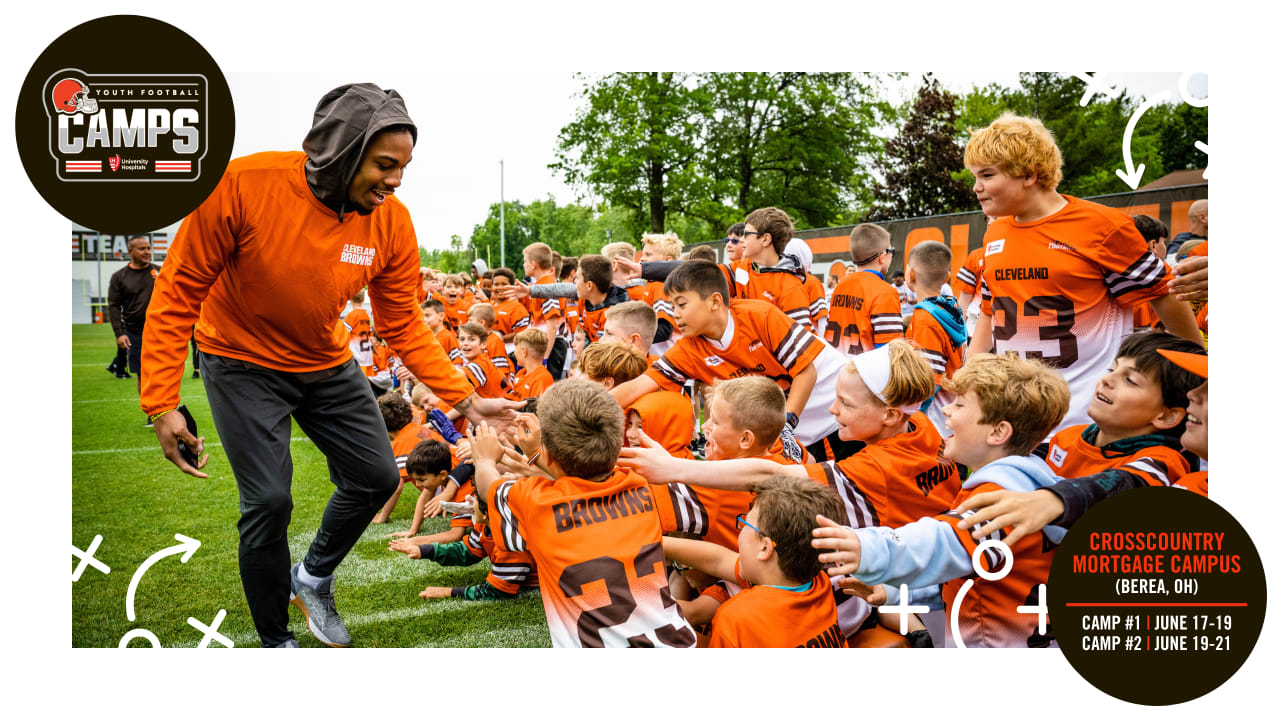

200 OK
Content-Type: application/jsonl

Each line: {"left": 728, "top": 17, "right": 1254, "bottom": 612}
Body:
{"left": 418, "top": 543, "right": 435, "bottom": 560}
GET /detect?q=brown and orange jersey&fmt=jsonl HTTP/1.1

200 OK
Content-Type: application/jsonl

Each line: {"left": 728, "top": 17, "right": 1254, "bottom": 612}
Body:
{"left": 1175, "top": 470, "right": 1208, "bottom": 497}
{"left": 802, "top": 414, "right": 961, "bottom": 529}
{"left": 493, "top": 298, "right": 531, "bottom": 351}
{"left": 432, "top": 326, "right": 463, "bottom": 366}
{"left": 728, "top": 263, "right": 813, "bottom": 330}
{"left": 940, "top": 481, "right": 1056, "bottom": 648}
{"left": 953, "top": 246, "right": 985, "bottom": 297}
{"left": 462, "top": 354, "right": 508, "bottom": 399}
{"left": 907, "top": 306, "right": 964, "bottom": 384}
{"left": 390, "top": 422, "right": 444, "bottom": 482}
{"left": 508, "top": 364, "right": 554, "bottom": 400}
{"left": 484, "top": 331, "right": 512, "bottom": 378}
{"left": 826, "top": 270, "right": 904, "bottom": 355}
{"left": 1045, "top": 424, "right": 1191, "bottom": 488}
{"left": 488, "top": 469, "right": 696, "bottom": 648}
{"left": 979, "top": 195, "right": 1173, "bottom": 432}
{"left": 709, "top": 572, "right": 846, "bottom": 648}
{"left": 464, "top": 522, "right": 539, "bottom": 595}
{"left": 803, "top": 272, "right": 829, "bottom": 329}
{"left": 141, "top": 151, "right": 473, "bottom": 416}
{"left": 525, "top": 275, "right": 563, "bottom": 335}
{"left": 646, "top": 299, "right": 845, "bottom": 446}
{"left": 440, "top": 296, "right": 472, "bottom": 332}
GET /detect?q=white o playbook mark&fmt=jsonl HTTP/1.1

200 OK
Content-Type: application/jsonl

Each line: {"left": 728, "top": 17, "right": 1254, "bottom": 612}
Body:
{"left": 972, "top": 538, "right": 1014, "bottom": 581}
{"left": 188, "top": 609, "right": 234, "bottom": 648}
{"left": 949, "top": 578, "right": 975, "bottom": 649}
{"left": 1179, "top": 71, "right": 1209, "bottom": 108}
{"left": 71, "top": 534, "right": 111, "bottom": 581}
{"left": 119, "top": 628, "right": 161, "bottom": 648}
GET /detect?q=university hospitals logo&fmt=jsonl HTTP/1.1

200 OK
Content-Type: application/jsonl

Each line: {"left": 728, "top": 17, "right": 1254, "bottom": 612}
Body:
{"left": 16, "top": 15, "right": 234, "bottom": 233}
{"left": 43, "top": 69, "right": 209, "bottom": 182}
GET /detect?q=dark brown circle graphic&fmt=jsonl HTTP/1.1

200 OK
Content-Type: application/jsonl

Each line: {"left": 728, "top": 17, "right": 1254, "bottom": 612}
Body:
{"left": 1049, "top": 487, "right": 1265, "bottom": 705}
{"left": 15, "top": 15, "right": 234, "bottom": 234}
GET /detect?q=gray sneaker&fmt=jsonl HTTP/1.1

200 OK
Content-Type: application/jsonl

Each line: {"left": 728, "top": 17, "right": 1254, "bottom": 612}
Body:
{"left": 273, "top": 638, "right": 301, "bottom": 648}
{"left": 289, "top": 563, "right": 351, "bottom": 647}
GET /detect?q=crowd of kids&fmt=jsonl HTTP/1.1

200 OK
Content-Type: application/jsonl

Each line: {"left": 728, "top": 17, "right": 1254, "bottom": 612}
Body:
{"left": 325, "top": 112, "right": 1209, "bottom": 647}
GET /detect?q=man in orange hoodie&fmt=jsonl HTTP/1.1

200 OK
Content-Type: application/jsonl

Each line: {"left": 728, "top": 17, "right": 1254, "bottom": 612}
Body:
{"left": 141, "top": 83, "right": 518, "bottom": 648}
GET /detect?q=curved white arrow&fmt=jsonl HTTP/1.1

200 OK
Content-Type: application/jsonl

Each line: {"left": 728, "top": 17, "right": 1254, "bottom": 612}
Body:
{"left": 1116, "top": 90, "right": 1172, "bottom": 190}
{"left": 126, "top": 533, "right": 201, "bottom": 622}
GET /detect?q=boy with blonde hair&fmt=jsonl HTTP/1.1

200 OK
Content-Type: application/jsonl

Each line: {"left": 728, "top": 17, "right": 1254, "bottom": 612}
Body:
{"left": 600, "top": 301, "right": 658, "bottom": 360}
{"left": 964, "top": 113, "right": 1201, "bottom": 435}
{"left": 601, "top": 241, "right": 648, "bottom": 301}
{"left": 522, "top": 242, "right": 568, "bottom": 379}
{"left": 508, "top": 328, "right": 553, "bottom": 400}
{"left": 470, "top": 381, "right": 697, "bottom": 648}
{"left": 638, "top": 233, "right": 681, "bottom": 345}
{"left": 812, "top": 353, "right": 1071, "bottom": 647}
{"left": 826, "top": 223, "right": 904, "bottom": 356}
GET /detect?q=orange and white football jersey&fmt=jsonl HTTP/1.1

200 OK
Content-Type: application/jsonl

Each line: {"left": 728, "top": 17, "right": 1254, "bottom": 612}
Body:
{"left": 646, "top": 299, "right": 842, "bottom": 445}
{"left": 826, "top": 270, "right": 904, "bottom": 355}
{"left": 488, "top": 469, "right": 696, "bottom": 648}
{"left": 979, "top": 196, "right": 1172, "bottom": 433}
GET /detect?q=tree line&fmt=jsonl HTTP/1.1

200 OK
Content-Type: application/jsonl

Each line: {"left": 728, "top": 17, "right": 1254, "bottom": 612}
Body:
{"left": 421, "top": 72, "right": 1207, "bottom": 273}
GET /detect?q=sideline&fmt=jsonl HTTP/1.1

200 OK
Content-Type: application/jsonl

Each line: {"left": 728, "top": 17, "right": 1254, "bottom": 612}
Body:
{"left": 72, "top": 436, "right": 313, "bottom": 456}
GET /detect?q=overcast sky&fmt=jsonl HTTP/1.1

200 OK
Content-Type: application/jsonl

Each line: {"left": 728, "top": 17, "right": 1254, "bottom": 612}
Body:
{"left": 222, "top": 71, "right": 1207, "bottom": 252}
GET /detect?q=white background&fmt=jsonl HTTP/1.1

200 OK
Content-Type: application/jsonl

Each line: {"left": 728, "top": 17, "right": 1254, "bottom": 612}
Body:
{"left": 6, "top": 1, "right": 1272, "bottom": 717}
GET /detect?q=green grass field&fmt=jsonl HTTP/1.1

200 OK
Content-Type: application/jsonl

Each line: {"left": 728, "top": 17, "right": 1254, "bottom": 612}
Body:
{"left": 72, "top": 323, "right": 551, "bottom": 648}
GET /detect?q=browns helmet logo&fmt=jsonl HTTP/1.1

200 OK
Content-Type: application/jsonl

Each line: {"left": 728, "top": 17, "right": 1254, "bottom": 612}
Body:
{"left": 51, "top": 77, "right": 98, "bottom": 114}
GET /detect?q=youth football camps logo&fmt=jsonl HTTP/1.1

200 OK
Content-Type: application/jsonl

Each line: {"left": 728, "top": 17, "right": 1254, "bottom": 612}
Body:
{"left": 43, "top": 70, "right": 210, "bottom": 182}
{"left": 16, "top": 15, "right": 233, "bottom": 234}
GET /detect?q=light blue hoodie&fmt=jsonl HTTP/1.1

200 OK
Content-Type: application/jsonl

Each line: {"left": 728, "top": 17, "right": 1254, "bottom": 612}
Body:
{"left": 851, "top": 455, "right": 1064, "bottom": 589}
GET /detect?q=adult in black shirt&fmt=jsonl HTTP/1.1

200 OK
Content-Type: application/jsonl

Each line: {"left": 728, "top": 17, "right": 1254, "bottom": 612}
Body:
{"left": 108, "top": 235, "right": 160, "bottom": 422}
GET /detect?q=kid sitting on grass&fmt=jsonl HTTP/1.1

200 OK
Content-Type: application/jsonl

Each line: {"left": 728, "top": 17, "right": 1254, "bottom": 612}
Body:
{"left": 372, "top": 393, "right": 439, "bottom": 524}
{"left": 383, "top": 439, "right": 455, "bottom": 540}
{"left": 470, "top": 380, "right": 697, "bottom": 648}
{"left": 662, "top": 475, "right": 849, "bottom": 647}
{"left": 414, "top": 493, "right": 540, "bottom": 601}
{"left": 811, "top": 353, "right": 1070, "bottom": 647}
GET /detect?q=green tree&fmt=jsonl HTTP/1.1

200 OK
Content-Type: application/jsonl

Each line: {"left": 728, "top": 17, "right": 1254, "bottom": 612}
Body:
{"left": 552, "top": 73, "right": 706, "bottom": 235}
{"left": 696, "top": 72, "right": 892, "bottom": 230}
{"left": 866, "top": 73, "right": 975, "bottom": 221}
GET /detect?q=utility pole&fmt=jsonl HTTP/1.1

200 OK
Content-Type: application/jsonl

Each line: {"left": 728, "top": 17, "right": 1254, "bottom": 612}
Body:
{"left": 499, "top": 160, "right": 505, "bottom": 270}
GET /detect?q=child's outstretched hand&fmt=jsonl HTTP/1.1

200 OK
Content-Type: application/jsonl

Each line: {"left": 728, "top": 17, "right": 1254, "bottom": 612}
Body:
{"left": 513, "top": 413, "right": 542, "bottom": 458}
{"left": 469, "top": 422, "right": 506, "bottom": 468}
{"left": 956, "top": 488, "right": 1064, "bottom": 547}
{"left": 419, "top": 586, "right": 453, "bottom": 600}
{"left": 389, "top": 540, "right": 424, "bottom": 559}
{"left": 423, "top": 494, "right": 445, "bottom": 518}
{"left": 811, "top": 514, "right": 862, "bottom": 577}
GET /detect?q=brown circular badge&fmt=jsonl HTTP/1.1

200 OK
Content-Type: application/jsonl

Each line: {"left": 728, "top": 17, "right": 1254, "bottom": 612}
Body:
{"left": 1049, "top": 487, "right": 1266, "bottom": 705}
{"left": 14, "top": 15, "right": 234, "bottom": 234}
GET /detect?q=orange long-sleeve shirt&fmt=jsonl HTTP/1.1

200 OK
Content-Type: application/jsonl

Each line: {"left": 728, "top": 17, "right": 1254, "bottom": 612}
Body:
{"left": 141, "top": 151, "right": 472, "bottom": 415}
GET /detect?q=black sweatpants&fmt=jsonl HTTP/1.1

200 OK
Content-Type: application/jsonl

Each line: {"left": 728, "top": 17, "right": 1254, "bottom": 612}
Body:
{"left": 201, "top": 352, "right": 399, "bottom": 647}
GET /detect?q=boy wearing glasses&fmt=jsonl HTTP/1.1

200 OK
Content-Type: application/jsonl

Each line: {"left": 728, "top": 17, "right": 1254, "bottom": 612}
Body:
{"left": 724, "top": 221, "right": 746, "bottom": 265}
{"left": 826, "top": 223, "right": 904, "bottom": 355}
{"left": 661, "top": 475, "right": 849, "bottom": 647}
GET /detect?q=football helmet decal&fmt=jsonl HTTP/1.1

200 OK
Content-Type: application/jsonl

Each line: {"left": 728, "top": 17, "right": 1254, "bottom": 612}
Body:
{"left": 51, "top": 78, "right": 98, "bottom": 114}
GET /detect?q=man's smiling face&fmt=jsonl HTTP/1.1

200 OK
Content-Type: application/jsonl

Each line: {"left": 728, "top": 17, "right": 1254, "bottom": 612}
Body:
{"left": 347, "top": 129, "right": 413, "bottom": 214}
